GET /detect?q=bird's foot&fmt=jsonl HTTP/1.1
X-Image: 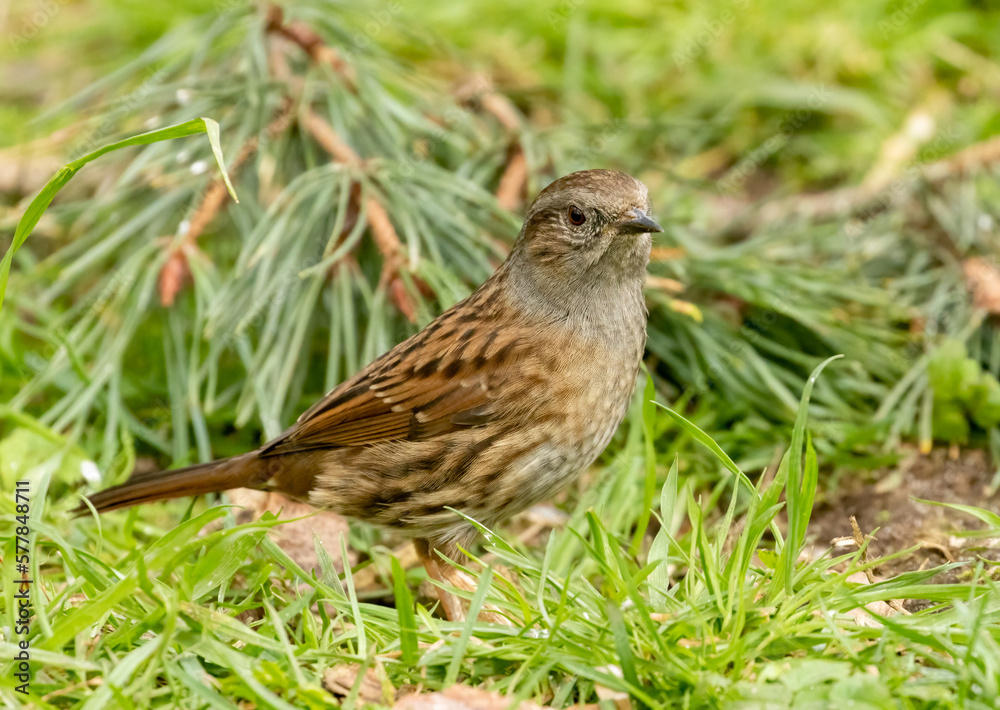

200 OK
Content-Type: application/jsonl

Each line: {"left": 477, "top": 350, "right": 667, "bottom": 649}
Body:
{"left": 417, "top": 543, "right": 513, "bottom": 625}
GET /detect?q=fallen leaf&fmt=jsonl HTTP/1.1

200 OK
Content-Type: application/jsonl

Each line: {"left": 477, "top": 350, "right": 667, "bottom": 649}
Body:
{"left": 227, "top": 489, "right": 354, "bottom": 574}
{"left": 844, "top": 571, "right": 904, "bottom": 626}
{"left": 645, "top": 276, "right": 685, "bottom": 294}
{"left": 394, "top": 685, "right": 589, "bottom": 710}
{"left": 592, "top": 665, "right": 630, "bottom": 710}
{"left": 324, "top": 663, "right": 393, "bottom": 705}
{"left": 480, "top": 93, "right": 521, "bottom": 133}
{"left": 844, "top": 601, "right": 896, "bottom": 628}
{"left": 496, "top": 148, "right": 528, "bottom": 211}
{"left": 158, "top": 251, "right": 189, "bottom": 307}
{"left": 649, "top": 247, "right": 684, "bottom": 262}
{"left": 667, "top": 299, "right": 703, "bottom": 321}
{"left": 964, "top": 257, "right": 1000, "bottom": 314}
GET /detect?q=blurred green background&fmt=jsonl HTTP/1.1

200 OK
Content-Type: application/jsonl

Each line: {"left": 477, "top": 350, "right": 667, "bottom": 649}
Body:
{"left": 5, "top": 0, "right": 1000, "bottom": 474}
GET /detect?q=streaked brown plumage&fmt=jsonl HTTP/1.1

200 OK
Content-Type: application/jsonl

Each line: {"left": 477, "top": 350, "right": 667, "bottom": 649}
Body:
{"left": 83, "top": 169, "right": 661, "bottom": 564}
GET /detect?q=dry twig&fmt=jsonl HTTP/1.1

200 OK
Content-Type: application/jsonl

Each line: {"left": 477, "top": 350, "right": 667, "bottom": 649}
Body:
{"left": 718, "top": 134, "right": 1000, "bottom": 238}
{"left": 850, "top": 515, "right": 910, "bottom": 615}
{"left": 264, "top": 4, "right": 356, "bottom": 88}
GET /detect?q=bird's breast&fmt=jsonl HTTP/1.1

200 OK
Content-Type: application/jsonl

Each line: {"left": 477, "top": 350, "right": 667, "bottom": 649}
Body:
{"left": 540, "top": 307, "right": 646, "bottom": 462}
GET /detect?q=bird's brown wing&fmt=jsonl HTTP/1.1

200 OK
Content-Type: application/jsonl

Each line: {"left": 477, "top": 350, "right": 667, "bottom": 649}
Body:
{"left": 258, "top": 315, "right": 536, "bottom": 456}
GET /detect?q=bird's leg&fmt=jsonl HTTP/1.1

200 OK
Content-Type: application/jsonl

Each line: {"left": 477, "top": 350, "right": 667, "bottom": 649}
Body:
{"left": 415, "top": 538, "right": 468, "bottom": 621}
{"left": 414, "top": 538, "right": 512, "bottom": 625}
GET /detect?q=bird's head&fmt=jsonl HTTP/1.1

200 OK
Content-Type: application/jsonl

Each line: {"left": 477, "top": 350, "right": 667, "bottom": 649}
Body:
{"left": 506, "top": 169, "right": 661, "bottom": 308}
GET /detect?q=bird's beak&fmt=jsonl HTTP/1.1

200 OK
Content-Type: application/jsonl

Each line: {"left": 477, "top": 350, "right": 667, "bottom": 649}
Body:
{"left": 618, "top": 207, "right": 663, "bottom": 235}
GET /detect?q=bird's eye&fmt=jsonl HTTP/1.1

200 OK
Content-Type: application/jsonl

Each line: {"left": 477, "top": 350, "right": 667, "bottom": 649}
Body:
{"left": 568, "top": 206, "right": 586, "bottom": 225}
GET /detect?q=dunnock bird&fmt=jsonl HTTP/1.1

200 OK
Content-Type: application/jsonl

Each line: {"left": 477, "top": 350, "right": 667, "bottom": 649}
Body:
{"left": 82, "top": 169, "right": 662, "bottom": 619}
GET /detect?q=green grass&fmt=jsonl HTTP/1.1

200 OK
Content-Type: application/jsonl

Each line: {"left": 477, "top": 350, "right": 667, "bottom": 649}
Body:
{"left": 2, "top": 369, "right": 998, "bottom": 707}
{"left": 400, "top": 0, "right": 1000, "bottom": 187}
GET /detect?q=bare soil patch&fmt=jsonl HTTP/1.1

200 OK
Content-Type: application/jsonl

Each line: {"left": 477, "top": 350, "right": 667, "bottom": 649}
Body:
{"left": 809, "top": 447, "right": 1000, "bottom": 609}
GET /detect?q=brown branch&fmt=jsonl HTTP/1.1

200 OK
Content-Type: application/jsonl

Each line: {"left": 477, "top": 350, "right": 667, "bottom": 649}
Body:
{"left": 364, "top": 195, "right": 403, "bottom": 266}
{"left": 183, "top": 101, "right": 294, "bottom": 246}
{"left": 264, "top": 4, "right": 356, "bottom": 89}
{"left": 963, "top": 256, "right": 1000, "bottom": 315}
{"left": 850, "top": 516, "right": 910, "bottom": 616}
{"left": 454, "top": 73, "right": 529, "bottom": 211}
{"left": 718, "top": 134, "right": 1000, "bottom": 239}
{"left": 923, "top": 133, "right": 1000, "bottom": 183}
{"left": 388, "top": 277, "right": 418, "bottom": 323}
{"left": 496, "top": 148, "right": 527, "bottom": 211}
{"left": 483, "top": 91, "right": 528, "bottom": 211}
{"left": 303, "top": 108, "right": 402, "bottom": 265}
{"left": 302, "top": 108, "right": 424, "bottom": 320}
{"left": 301, "top": 108, "right": 363, "bottom": 166}
{"left": 157, "top": 249, "right": 189, "bottom": 308}
{"left": 480, "top": 93, "right": 521, "bottom": 133}
{"left": 159, "top": 99, "right": 295, "bottom": 306}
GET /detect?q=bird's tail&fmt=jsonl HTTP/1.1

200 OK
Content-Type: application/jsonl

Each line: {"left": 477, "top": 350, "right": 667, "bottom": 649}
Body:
{"left": 78, "top": 453, "right": 263, "bottom": 514}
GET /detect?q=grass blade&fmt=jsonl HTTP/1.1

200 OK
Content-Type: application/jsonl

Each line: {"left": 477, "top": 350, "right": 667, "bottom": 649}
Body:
{"left": 0, "top": 117, "right": 235, "bottom": 312}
